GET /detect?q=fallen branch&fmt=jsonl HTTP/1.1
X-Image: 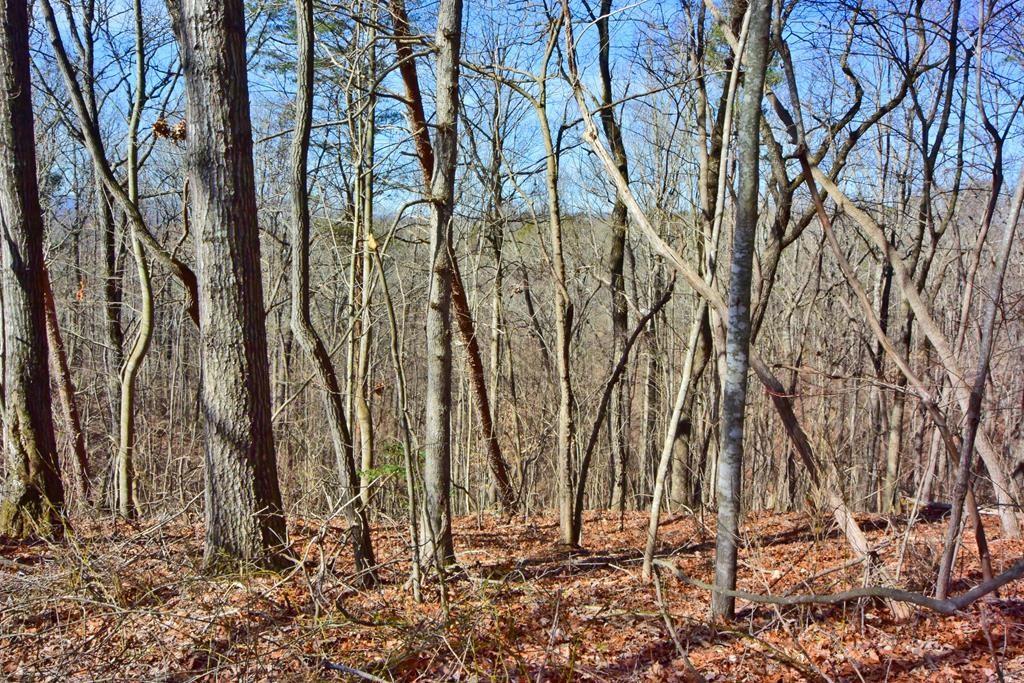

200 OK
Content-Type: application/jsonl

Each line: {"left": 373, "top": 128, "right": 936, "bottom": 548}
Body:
{"left": 320, "top": 658, "right": 390, "bottom": 683}
{"left": 652, "top": 567, "right": 705, "bottom": 682}
{"left": 653, "top": 558, "right": 1024, "bottom": 616}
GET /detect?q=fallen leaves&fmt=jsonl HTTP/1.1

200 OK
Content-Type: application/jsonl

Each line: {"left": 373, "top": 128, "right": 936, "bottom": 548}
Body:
{"left": 0, "top": 510, "right": 1021, "bottom": 681}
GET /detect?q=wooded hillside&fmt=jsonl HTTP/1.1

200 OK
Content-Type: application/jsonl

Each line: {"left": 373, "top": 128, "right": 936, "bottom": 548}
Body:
{"left": 1, "top": 0, "right": 1023, "bottom": 678}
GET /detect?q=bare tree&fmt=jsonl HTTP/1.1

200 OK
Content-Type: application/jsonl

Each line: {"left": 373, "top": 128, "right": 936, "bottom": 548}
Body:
{"left": 596, "top": 0, "right": 631, "bottom": 515}
{"left": 711, "top": 0, "right": 771, "bottom": 620}
{"left": 421, "top": 0, "right": 466, "bottom": 565}
{"left": 290, "top": 0, "right": 376, "bottom": 579}
{"left": 0, "top": 0, "right": 65, "bottom": 537}
{"left": 168, "top": 0, "right": 286, "bottom": 564}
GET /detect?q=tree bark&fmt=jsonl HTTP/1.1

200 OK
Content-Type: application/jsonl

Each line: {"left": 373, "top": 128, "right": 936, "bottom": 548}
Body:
{"left": 422, "top": 0, "right": 465, "bottom": 566}
{"left": 597, "top": 0, "right": 631, "bottom": 516}
{"left": 115, "top": 0, "right": 152, "bottom": 519}
{"left": 387, "top": 0, "right": 516, "bottom": 516}
{"left": 169, "top": 0, "right": 286, "bottom": 564}
{"left": 41, "top": 266, "right": 90, "bottom": 502}
{"left": 671, "top": 308, "right": 711, "bottom": 508}
{"left": 711, "top": 0, "right": 771, "bottom": 620}
{"left": 0, "top": 0, "right": 65, "bottom": 537}
{"left": 644, "top": 301, "right": 706, "bottom": 579}
{"left": 290, "top": 0, "right": 376, "bottom": 578}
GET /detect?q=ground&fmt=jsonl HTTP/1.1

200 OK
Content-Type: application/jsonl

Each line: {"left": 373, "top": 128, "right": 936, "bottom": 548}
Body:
{"left": 1, "top": 509, "right": 1022, "bottom": 681}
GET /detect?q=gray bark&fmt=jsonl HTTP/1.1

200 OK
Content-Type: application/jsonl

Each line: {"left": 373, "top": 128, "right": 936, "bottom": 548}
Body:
{"left": 422, "top": 0, "right": 464, "bottom": 566}
{"left": 712, "top": 0, "right": 771, "bottom": 620}
{"left": 169, "top": 0, "right": 286, "bottom": 564}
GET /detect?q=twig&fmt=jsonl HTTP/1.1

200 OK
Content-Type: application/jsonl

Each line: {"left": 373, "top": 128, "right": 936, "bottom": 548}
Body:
{"left": 320, "top": 658, "right": 391, "bottom": 682}
{"left": 652, "top": 567, "right": 704, "bottom": 681}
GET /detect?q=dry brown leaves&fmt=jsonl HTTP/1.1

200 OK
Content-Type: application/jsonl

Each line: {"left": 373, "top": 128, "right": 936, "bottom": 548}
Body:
{"left": 1, "top": 510, "right": 1022, "bottom": 681}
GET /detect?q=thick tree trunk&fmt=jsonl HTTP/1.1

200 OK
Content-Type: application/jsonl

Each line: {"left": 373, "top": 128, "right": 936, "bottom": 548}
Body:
{"left": 170, "top": 0, "right": 286, "bottom": 564}
{"left": 0, "top": 0, "right": 65, "bottom": 537}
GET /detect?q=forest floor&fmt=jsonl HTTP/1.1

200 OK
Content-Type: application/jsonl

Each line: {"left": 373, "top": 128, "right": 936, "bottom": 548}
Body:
{"left": 1, "top": 508, "right": 1022, "bottom": 681}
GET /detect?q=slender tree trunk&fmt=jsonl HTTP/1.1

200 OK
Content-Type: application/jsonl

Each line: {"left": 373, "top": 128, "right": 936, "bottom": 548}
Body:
{"left": 671, "top": 308, "right": 711, "bottom": 507}
{"left": 289, "top": 0, "right": 375, "bottom": 578}
{"left": 712, "top": 0, "right": 771, "bottom": 620}
{"left": 450, "top": 268, "right": 517, "bottom": 511}
{"left": 115, "top": 0, "right": 152, "bottom": 518}
{"left": 99, "top": 182, "right": 123, "bottom": 438}
{"left": 116, "top": 233, "right": 151, "bottom": 518}
{"left": 41, "top": 267, "right": 90, "bottom": 501}
{"left": 644, "top": 302, "right": 706, "bottom": 579}
{"left": 351, "top": 128, "right": 376, "bottom": 511}
{"left": 422, "top": 0, "right": 465, "bottom": 566}
{"left": 598, "top": 0, "right": 631, "bottom": 516}
{"left": 169, "top": 0, "right": 286, "bottom": 564}
{"left": 0, "top": 0, "right": 65, "bottom": 537}
{"left": 544, "top": 124, "right": 576, "bottom": 546}
{"left": 881, "top": 321, "right": 910, "bottom": 513}
{"left": 566, "top": 4, "right": 910, "bottom": 618}
{"left": 371, "top": 240, "right": 422, "bottom": 600}
{"left": 387, "top": 0, "right": 516, "bottom": 515}
{"left": 355, "top": 154, "right": 375, "bottom": 510}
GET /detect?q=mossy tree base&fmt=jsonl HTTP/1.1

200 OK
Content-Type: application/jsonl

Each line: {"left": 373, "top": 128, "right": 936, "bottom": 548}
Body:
{"left": 0, "top": 489, "right": 63, "bottom": 540}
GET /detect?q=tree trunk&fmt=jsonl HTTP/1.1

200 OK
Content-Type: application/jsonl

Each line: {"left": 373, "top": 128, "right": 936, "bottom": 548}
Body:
{"left": 0, "top": 0, "right": 66, "bottom": 537}
{"left": 289, "top": 0, "right": 375, "bottom": 578}
{"left": 644, "top": 302, "right": 707, "bottom": 579}
{"left": 42, "top": 267, "right": 90, "bottom": 502}
{"left": 386, "top": 0, "right": 516, "bottom": 516}
{"left": 670, "top": 308, "right": 711, "bottom": 508}
{"left": 170, "top": 0, "right": 286, "bottom": 565}
{"left": 598, "top": 0, "right": 631, "bottom": 517}
{"left": 115, "top": 0, "right": 152, "bottom": 519}
{"left": 712, "top": 0, "right": 771, "bottom": 620}
{"left": 546, "top": 128, "right": 576, "bottom": 546}
{"left": 99, "top": 181, "right": 124, "bottom": 440}
{"left": 422, "top": 0, "right": 465, "bottom": 566}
